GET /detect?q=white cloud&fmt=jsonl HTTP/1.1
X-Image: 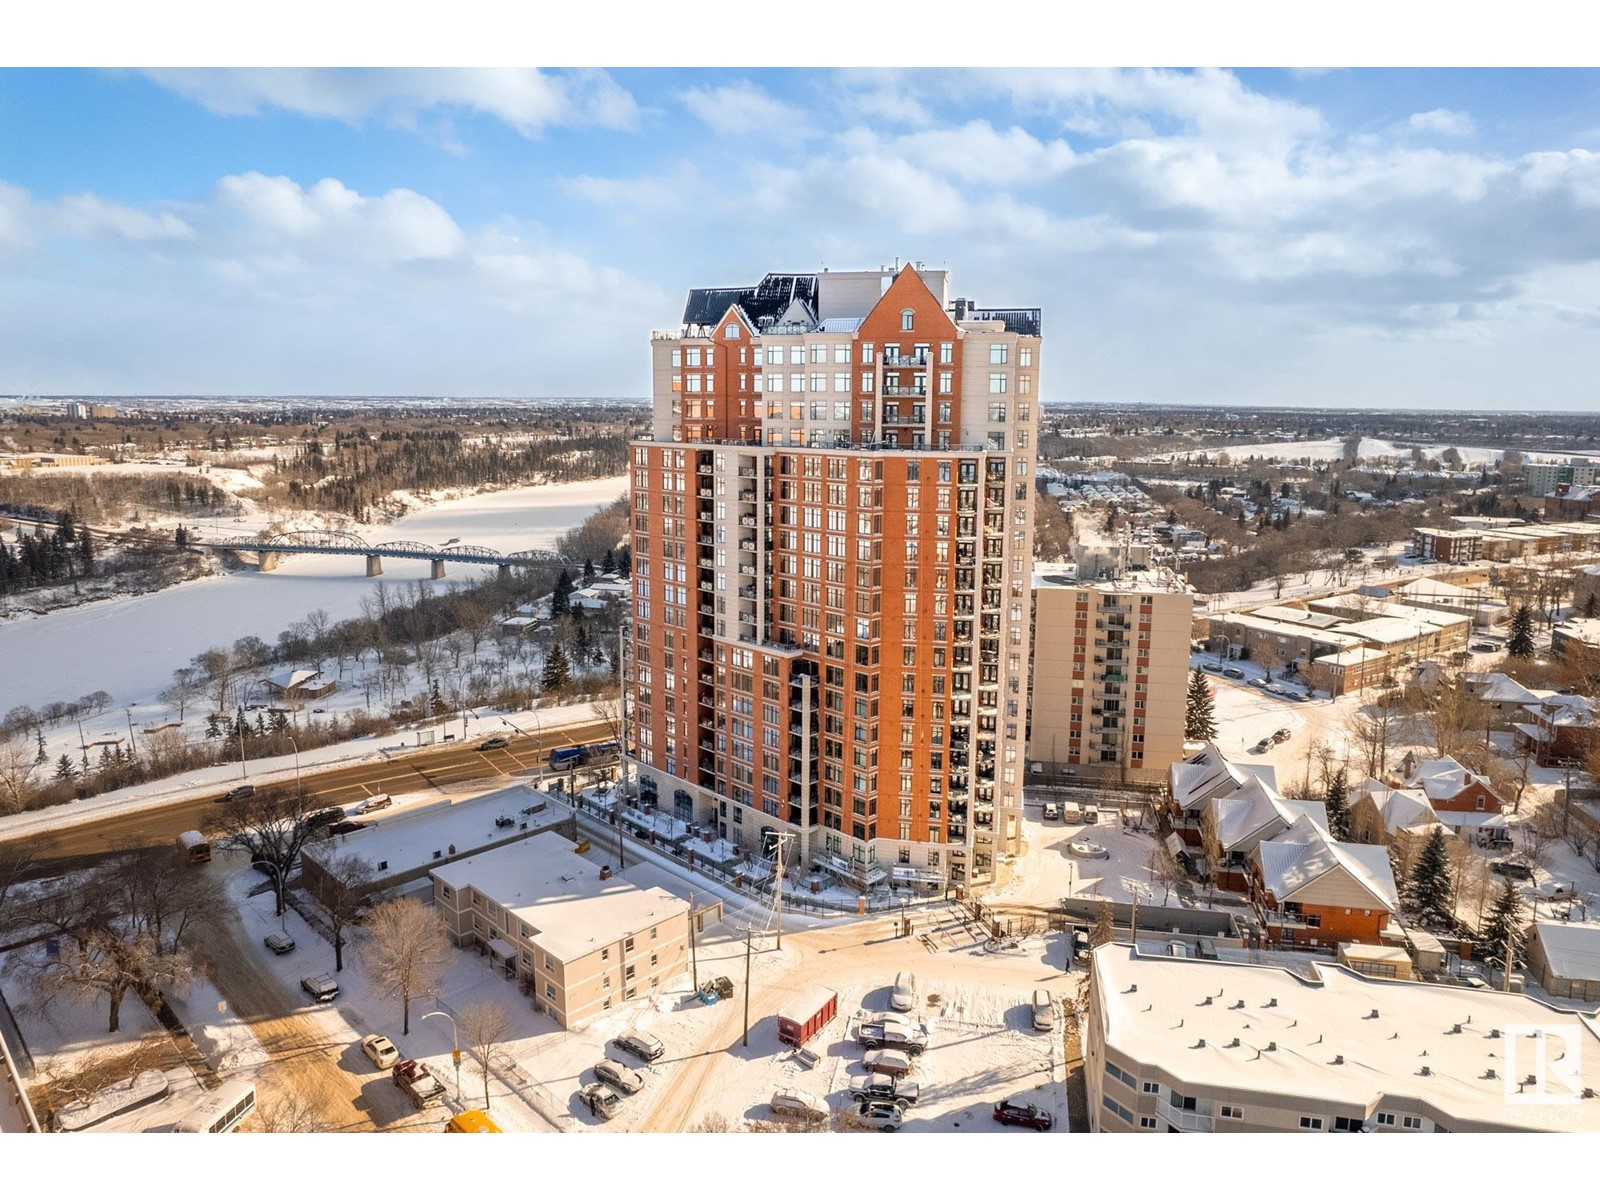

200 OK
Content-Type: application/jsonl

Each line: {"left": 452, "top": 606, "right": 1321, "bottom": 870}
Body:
{"left": 1518, "top": 149, "right": 1600, "bottom": 206}
{"left": 139, "top": 68, "right": 640, "bottom": 137}
{"left": 1407, "top": 108, "right": 1476, "bottom": 137}
{"left": 677, "top": 80, "right": 811, "bottom": 136}
{"left": 561, "top": 164, "right": 699, "bottom": 210}
{"left": 57, "top": 194, "right": 195, "bottom": 241}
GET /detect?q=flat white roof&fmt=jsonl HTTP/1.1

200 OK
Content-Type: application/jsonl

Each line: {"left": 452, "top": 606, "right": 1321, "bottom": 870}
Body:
{"left": 1095, "top": 944, "right": 1600, "bottom": 1130}
{"left": 303, "top": 784, "right": 560, "bottom": 876}
{"left": 432, "top": 831, "right": 687, "bottom": 963}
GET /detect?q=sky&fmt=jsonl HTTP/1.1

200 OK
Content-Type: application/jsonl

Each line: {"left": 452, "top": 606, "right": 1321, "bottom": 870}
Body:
{"left": 3, "top": 66, "right": 1600, "bottom": 408}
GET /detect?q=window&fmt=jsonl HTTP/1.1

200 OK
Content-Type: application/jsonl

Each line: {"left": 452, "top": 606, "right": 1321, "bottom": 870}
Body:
{"left": 901, "top": 309, "right": 915, "bottom": 331}
{"left": 601, "top": 947, "right": 610, "bottom": 961}
{"left": 651, "top": 926, "right": 658, "bottom": 939}
{"left": 1101, "top": 1096, "right": 1134, "bottom": 1124}
{"left": 1403, "top": 1115, "right": 1422, "bottom": 1129}
{"left": 1139, "top": 1116, "right": 1158, "bottom": 1129}
{"left": 988, "top": 373, "right": 1008, "bottom": 394}
{"left": 1220, "top": 1104, "right": 1243, "bottom": 1119}
{"left": 1104, "top": 1061, "right": 1136, "bottom": 1088}
{"left": 939, "top": 342, "right": 953, "bottom": 364}
{"left": 725, "top": 322, "right": 740, "bottom": 338}
{"left": 545, "top": 983, "right": 556, "bottom": 1000}
{"left": 1299, "top": 1116, "right": 1324, "bottom": 1130}
{"left": 1332, "top": 1116, "right": 1363, "bottom": 1132}
{"left": 1141, "top": 1081, "right": 1160, "bottom": 1094}
{"left": 989, "top": 344, "right": 1008, "bottom": 364}
{"left": 1375, "top": 1112, "right": 1396, "bottom": 1126}
{"left": 1019, "top": 346, "right": 1032, "bottom": 366}
{"left": 624, "top": 936, "right": 635, "bottom": 952}
{"left": 625, "top": 964, "right": 636, "bottom": 980}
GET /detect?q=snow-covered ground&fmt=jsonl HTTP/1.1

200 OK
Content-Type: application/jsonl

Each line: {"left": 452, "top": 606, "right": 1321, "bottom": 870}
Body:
{"left": 1145, "top": 437, "right": 1561, "bottom": 468}
{"left": 995, "top": 809, "right": 1179, "bottom": 909}
{"left": 0, "top": 474, "right": 626, "bottom": 712}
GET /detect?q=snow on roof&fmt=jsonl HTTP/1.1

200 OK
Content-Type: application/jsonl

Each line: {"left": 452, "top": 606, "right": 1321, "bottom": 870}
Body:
{"left": 1334, "top": 616, "right": 1439, "bottom": 645}
{"left": 1317, "top": 647, "right": 1389, "bottom": 667}
{"left": 1531, "top": 922, "right": 1600, "bottom": 984}
{"left": 1252, "top": 605, "right": 1346, "bottom": 629}
{"left": 431, "top": 831, "right": 688, "bottom": 963}
{"left": 1093, "top": 943, "right": 1600, "bottom": 1131}
{"left": 303, "top": 784, "right": 561, "bottom": 876}
{"left": 1211, "top": 779, "right": 1327, "bottom": 853}
{"left": 1474, "top": 674, "right": 1541, "bottom": 705}
{"left": 1254, "top": 818, "right": 1399, "bottom": 911}
{"left": 1356, "top": 779, "right": 1438, "bottom": 834}
{"left": 264, "top": 667, "right": 319, "bottom": 690}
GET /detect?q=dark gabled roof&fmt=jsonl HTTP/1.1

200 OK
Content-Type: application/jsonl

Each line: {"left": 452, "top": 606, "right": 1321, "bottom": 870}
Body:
{"left": 966, "top": 307, "right": 1042, "bottom": 337}
{"left": 682, "top": 273, "right": 820, "bottom": 330}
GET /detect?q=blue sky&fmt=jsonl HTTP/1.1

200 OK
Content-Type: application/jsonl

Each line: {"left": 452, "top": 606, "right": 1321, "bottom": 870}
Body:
{"left": 3, "top": 67, "right": 1600, "bottom": 407}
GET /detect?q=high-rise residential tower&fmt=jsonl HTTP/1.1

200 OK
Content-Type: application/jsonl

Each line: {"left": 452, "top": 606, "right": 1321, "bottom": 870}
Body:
{"left": 626, "top": 264, "right": 1040, "bottom": 893}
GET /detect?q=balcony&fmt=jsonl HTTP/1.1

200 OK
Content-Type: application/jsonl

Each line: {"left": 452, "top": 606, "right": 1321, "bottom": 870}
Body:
{"left": 738, "top": 491, "right": 756, "bottom": 503}
{"left": 1155, "top": 1097, "right": 1215, "bottom": 1132}
{"left": 882, "top": 352, "right": 928, "bottom": 367}
{"left": 882, "top": 384, "right": 926, "bottom": 398}
{"left": 882, "top": 409, "right": 926, "bottom": 427}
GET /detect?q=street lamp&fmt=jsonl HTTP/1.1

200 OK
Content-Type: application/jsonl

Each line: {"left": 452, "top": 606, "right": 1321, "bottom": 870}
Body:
{"left": 421, "top": 1011, "right": 461, "bottom": 1103}
{"left": 237, "top": 706, "right": 248, "bottom": 780}
{"left": 251, "top": 859, "right": 287, "bottom": 931}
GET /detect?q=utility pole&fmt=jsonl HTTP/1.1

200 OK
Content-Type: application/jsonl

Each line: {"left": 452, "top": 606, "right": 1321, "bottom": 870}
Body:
{"left": 773, "top": 831, "right": 793, "bottom": 950}
{"left": 742, "top": 927, "right": 752, "bottom": 1048}
{"left": 689, "top": 892, "right": 699, "bottom": 991}
{"left": 1502, "top": 923, "right": 1515, "bottom": 993}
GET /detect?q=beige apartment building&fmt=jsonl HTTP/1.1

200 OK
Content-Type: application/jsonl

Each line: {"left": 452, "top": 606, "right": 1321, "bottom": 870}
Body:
{"left": 431, "top": 831, "right": 690, "bottom": 1029}
{"left": 1028, "top": 562, "right": 1193, "bottom": 783}
{"left": 1088, "top": 944, "right": 1600, "bottom": 1133}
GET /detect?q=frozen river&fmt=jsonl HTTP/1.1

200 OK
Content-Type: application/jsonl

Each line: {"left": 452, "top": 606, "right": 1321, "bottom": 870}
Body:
{"left": 0, "top": 476, "right": 627, "bottom": 712}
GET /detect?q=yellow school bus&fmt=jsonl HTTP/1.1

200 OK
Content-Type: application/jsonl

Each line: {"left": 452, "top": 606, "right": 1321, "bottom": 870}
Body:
{"left": 445, "top": 1110, "right": 501, "bottom": 1132}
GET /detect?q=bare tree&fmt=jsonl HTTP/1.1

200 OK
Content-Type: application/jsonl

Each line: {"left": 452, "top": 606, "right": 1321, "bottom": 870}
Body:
{"left": 0, "top": 840, "right": 35, "bottom": 932}
{"left": 1349, "top": 703, "right": 1401, "bottom": 780}
{"left": 1145, "top": 844, "right": 1187, "bottom": 905}
{"left": 306, "top": 854, "right": 378, "bottom": 973}
{"left": 250, "top": 1090, "right": 332, "bottom": 1132}
{"left": 162, "top": 665, "right": 204, "bottom": 722}
{"left": 362, "top": 898, "right": 451, "bottom": 1036}
{"left": 206, "top": 788, "right": 327, "bottom": 916}
{"left": 460, "top": 999, "right": 515, "bottom": 1112}
{"left": 0, "top": 733, "right": 39, "bottom": 814}
{"left": 31, "top": 1036, "right": 174, "bottom": 1123}
{"left": 1519, "top": 805, "right": 1565, "bottom": 872}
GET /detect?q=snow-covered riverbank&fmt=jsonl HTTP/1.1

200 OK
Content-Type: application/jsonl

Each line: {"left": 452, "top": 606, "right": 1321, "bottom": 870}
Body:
{"left": 0, "top": 474, "right": 626, "bottom": 712}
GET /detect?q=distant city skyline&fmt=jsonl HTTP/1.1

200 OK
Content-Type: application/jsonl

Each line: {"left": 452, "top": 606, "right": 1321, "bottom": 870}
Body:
{"left": 3, "top": 68, "right": 1600, "bottom": 408}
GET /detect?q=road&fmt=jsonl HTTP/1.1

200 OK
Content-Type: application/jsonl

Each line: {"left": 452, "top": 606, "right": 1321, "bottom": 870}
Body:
{"left": 4, "top": 717, "right": 615, "bottom": 868}
{"left": 190, "top": 892, "right": 431, "bottom": 1132}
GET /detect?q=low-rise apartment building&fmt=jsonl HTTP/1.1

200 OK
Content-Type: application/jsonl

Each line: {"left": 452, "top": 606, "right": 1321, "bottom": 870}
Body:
{"left": 1411, "top": 526, "right": 1482, "bottom": 564}
{"left": 1087, "top": 943, "right": 1600, "bottom": 1132}
{"left": 431, "top": 831, "right": 690, "bottom": 1029}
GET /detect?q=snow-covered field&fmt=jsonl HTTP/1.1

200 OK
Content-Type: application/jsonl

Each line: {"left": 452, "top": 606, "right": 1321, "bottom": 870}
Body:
{"left": 1147, "top": 437, "right": 1561, "bottom": 468}
{"left": 0, "top": 475, "right": 626, "bottom": 712}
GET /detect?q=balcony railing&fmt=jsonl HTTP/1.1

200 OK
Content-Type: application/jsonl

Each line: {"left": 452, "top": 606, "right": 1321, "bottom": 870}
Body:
{"left": 1155, "top": 1098, "right": 1214, "bottom": 1132}
{"left": 882, "top": 352, "right": 928, "bottom": 367}
{"left": 882, "top": 383, "right": 927, "bottom": 398}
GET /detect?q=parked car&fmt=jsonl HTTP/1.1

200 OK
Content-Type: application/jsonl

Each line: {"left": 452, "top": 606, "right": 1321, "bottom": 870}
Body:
{"left": 613, "top": 1031, "right": 665, "bottom": 1063}
{"left": 353, "top": 794, "right": 392, "bottom": 814}
{"left": 1272, "top": 728, "right": 1292, "bottom": 743}
{"left": 360, "top": 1034, "right": 400, "bottom": 1070}
{"left": 1471, "top": 641, "right": 1499, "bottom": 653}
{"left": 889, "top": 970, "right": 916, "bottom": 1012}
{"left": 769, "top": 1088, "right": 829, "bottom": 1123}
{"left": 850, "top": 1100, "right": 905, "bottom": 1131}
{"left": 862, "top": 1049, "right": 913, "bottom": 1078}
{"left": 392, "top": 1059, "right": 446, "bottom": 1110}
{"left": 297, "top": 808, "right": 345, "bottom": 836}
{"left": 992, "top": 1099, "right": 1054, "bottom": 1131}
{"left": 326, "top": 821, "right": 366, "bottom": 836}
{"left": 578, "top": 1082, "right": 622, "bottom": 1121}
{"left": 478, "top": 736, "right": 510, "bottom": 751}
{"left": 1042, "top": 802, "right": 1060, "bottom": 821}
{"left": 1082, "top": 805, "right": 1099, "bottom": 825}
{"left": 1031, "top": 989, "right": 1055, "bottom": 1033}
{"left": 300, "top": 973, "right": 339, "bottom": 1002}
{"left": 1250, "top": 677, "right": 1269, "bottom": 688}
{"left": 263, "top": 932, "right": 296, "bottom": 955}
{"left": 1203, "top": 662, "right": 1222, "bottom": 673}
{"left": 847, "top": 1071, "right": 920, "bottom": 1107}
{"left": 220, "top": 784, "right": 255, "bottom": 803}
{"left": 1073, "top": 929, "right": 1092, "bottom": 964}
{"left": 593, "top": 1059, "right": 647, "bottom": 1096}
{"left": 857, "top": 1022, "right": 928, "bottom": 1056}
{"left": 1222, "top": 666, "right": 1246, "bottom": 680}
{"left": 1491, "top": 859, "right": 1534, "bottom": 880}
{"left": 1251, "top": 738, "right": 1273, "bottom": 754}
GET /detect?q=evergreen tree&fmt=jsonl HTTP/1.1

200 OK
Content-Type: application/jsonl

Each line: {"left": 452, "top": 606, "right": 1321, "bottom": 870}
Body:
{"left": 205, "top": 712, "right": 222, "bottom": 739}
{"left": 76, "top": 527, "right": 93, "bottom": 571}
{"left": 1323, "top": 767, "right": 1352, "bottom": 842}
{"left": 1478, "top": 877, "right": 1525, "bottom": 969}
{"left": 1507, "top": 604, "right": 1536, "bottom": 658}
{"left": 54, "top": 754, "right": 76, "bottom": 782}
{"left": 1184, "top": 668, "right": 1218, "bottom": 742}
{"left": 269, "top": 710, "right": 290, "bottom": 736}
{"left": 602, "top": 547, "right": 616, "bottom": 576}
{"left": 541, "top": 644, "right": 571, "bottom": 693}
{"left": 1585, "top": 592, "right": 1599, "bottom": 620}
{"left": 551, "top": 569, "right": 572, "bottom": 617}
{"left": 429, "top": 680, "right": 445, "bottom": 714}
{"left": 583, "top": 557, "right": 595, "bottom": 583}
{"left": 35, "top": 727, "right": 47, "bottom": 765}
{"left": 1408, "top": 826, "right": 1456, "bottom": 929}
{"left": 617, "top": 545, "right": 631, "bottom": 577}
